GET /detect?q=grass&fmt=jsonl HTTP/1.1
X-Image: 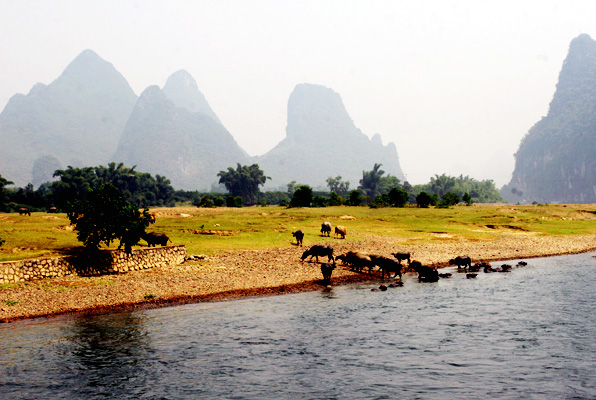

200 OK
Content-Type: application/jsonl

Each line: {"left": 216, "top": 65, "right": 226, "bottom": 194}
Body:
{"left": 1, "top": 203, "right": 596, "bottom": 262}
{"left": 4, "top": 299, "right": 19, "bottom": 306}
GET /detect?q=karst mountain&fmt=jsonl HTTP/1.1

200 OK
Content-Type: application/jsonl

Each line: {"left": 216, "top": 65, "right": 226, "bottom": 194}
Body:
{"left": 0, "top": 50, "right": 405, "bottom": 191}
{"left": 503, "top": 34, "right": 596, "bottom": 203}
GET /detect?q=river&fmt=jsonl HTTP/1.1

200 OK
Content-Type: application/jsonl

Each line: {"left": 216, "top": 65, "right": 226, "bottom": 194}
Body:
{"left": 2, "top": 252, "right": 596, "bottom": 399}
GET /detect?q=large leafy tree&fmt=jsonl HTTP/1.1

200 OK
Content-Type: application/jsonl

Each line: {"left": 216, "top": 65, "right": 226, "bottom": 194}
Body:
{"left": 326, "top": 176, "right": 350, "bottom": 196}
{"left": 66, "top": 183, "right": 152, "bottom": 249}
{"left": 49, "top": 163, "right": 176, "bottom": 209}
{"left": 359, "top": 163, "right": 385, "bottom": 198}
{"left": 217, "top": 163, "right": 270, "bottom": 206}
{"left": 290, "top": 185, "right": 313, "bottom": 207}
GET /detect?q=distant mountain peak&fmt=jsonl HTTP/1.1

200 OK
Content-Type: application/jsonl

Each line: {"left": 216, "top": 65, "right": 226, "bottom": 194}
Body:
{"left": 162, "top": 70, "right": 222, "bottom": 124}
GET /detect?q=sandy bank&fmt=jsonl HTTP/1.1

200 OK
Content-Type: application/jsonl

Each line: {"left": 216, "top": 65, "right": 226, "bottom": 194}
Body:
{"left": 2, "top": 232, "right": 596, "bottom": 322}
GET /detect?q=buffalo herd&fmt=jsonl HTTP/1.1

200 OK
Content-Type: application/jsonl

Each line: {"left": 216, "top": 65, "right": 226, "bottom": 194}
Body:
{"left": 295, "top": 222, "right": 528, "bottom": 286}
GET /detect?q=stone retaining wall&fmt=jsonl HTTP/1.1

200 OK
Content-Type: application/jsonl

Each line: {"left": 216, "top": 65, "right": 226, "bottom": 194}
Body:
{"left": 0, "top": 245, "right": 187, "bottom": 284}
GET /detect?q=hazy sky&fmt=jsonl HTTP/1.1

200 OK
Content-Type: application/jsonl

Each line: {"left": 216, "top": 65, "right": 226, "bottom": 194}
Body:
{"left": 1, "top": 0, "right": 595, "bottom": 186}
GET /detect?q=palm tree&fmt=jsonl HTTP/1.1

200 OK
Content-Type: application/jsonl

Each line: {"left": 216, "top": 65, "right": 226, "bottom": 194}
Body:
{"left": 218, "top": 163, "right": 270, "bottom": 206}
{"left": 359, "top": 163, "right": 385, "bottom": 198}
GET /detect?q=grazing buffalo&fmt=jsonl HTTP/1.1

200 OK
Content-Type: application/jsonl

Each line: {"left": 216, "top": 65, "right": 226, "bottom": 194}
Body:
{"left": 392, "top": 252, "right": 411, "bottom": 265}
{"left": 336, "top": 251, "right": 373, "bottom": 273}
{"left": 292, "top": 230, "right": 304, "bottom": 246}
{"left": 410, "top": 261, "right": 439, "bottom": 282}
{"left": 18, "top": 208, "right": 31, "bottom": 216}
{"left": 118, "top": 229, "right": 143, "bottom": 254}
{"left": 449, "top": 255, "right": 472, "bottom": 269}
{"left": 517, "top": 261, "right": 528, "bottom": 267}
{"left": 466, "top": 273, "right": 478, "bottom": 279}
{"left": 142, "top": 232, "right": 170, "bottom": 247}
{"left": 334, "top": 225, "right": 346, "bottom": 239}
{"left": 301, "top": 245, "right": 334, "bottom": 263}
{"left": 47, "top": 207, "right": 58, "bottom": 213}
{"left": 320, "top": 262, "right": 336, "bottom": 285}
{"left": 500, "top": 264, "right": 512, "bottom": 272}
{"left": 370, "top": 255, "right": 403, "bottom": 279}
{"left": 320, "top": 222, "right": 332, "bottom": 237}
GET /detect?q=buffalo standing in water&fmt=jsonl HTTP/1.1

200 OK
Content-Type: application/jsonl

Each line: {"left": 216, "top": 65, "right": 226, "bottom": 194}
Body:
{"left": 320, "top": 262, "right": 336, "bottom": 285}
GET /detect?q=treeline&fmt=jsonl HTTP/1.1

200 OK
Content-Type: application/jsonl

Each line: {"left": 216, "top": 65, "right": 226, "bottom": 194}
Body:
{"left": 0, "top": 162, "right": 502, "bottom": 212}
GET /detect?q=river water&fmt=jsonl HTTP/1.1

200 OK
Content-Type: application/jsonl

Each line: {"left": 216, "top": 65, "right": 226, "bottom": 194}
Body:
{"left": 2, "top": 252, "right": 596, "bottom": 399}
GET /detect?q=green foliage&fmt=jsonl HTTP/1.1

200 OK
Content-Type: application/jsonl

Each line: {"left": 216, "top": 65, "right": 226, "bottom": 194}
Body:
{"left": 377, "top": 175, "right": 402, "bottom": 194}
{"left": 213, "top": 197, "right": 225, "bottom": 207}
{"left": 0, "top": 174, "right": 14, "bottom": 211}
{"left": 226, "top": 196, "right": 243, "bottom": 207}
{"left": 49, "top": 163, "right": 176, "bottom": 210}
{"left": 389, "top": 188, "right": 409, "bottom": 207}
{"left": 217, "top": 163, "right": 270, "bottom": 206}
{"left": 416, "top": 191, "right": 433, "bottom": 208}
{"left": 462, "top": 192, "right": 473, "bottom": 206}
{"left": 198, "top": 196, "right": 214, "bottom": 208}
{"left": 312, "top": 195, "right": 328, "bottom": 208}
{"left": 290, "top": 185, "right": 313, "bottom": 207}
{"left": 66, "top": 183, "right": 152, "bottom": 249}
{"left": 328, "top": 192, "right": 344, "bottom": 206}
{"left": 326, "top": 176, "right": 350, "bottom": 196}
{"left": 437, "top": 192, "right": 460, "bottom": 208}
{"left": 359, "top": 163, "right": 385, "bottom": 198}
{"left": 348, "top": 190, "right": 363, "bottom": 206}
{"left": 418, "top": 174, "right": 502, "bottom": 203}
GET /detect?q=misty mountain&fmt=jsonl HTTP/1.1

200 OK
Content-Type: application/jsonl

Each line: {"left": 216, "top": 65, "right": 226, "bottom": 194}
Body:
{"left": 113, "top": 84, "right": 249, "bottom": 190}
{"left": 256, "top": 83, "right": 405, "bottom": 189}
{"left": 162, "top": 69, "right": 222, "bottom": 125}
{"left": 0, "top": 49, "right": 137, "bottom": 187}
{"left": 502, "top": 34, "right": 596, "bottom": 204}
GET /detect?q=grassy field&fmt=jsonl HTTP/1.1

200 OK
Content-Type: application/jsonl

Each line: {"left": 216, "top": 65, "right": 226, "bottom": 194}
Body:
{"left": 2, "top": 203, "right": 596, "bottom": 262}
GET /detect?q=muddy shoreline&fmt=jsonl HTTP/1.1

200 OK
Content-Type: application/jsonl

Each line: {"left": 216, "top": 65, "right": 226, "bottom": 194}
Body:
{"left": 2, "top": 232, "right": 596, "bottom": 323}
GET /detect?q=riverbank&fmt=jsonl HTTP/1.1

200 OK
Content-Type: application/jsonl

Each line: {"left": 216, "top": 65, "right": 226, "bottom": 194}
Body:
{"left": 2, "top": 231, "right": 596, "bottom": 322}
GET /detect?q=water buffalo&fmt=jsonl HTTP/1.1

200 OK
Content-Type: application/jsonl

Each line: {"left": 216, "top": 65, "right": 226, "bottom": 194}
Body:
{"left": 292, "top": 230, "right": 304, "bottom": 246}
{"left": 320, "top": 262, "right": 336, "bottom": 285}
{"left": 142, "top": 232, "right": 170, "bottom": 247}
{"left": 18, "top": 208, "right": 31, "bottom": 216}
{"left": 370, "top": 255, "right": 403, "bottom": 279}
{"left": 334, "top": 225, "right": 346, "bottom": 239}
{"left": 410, "top": 261, "right": 439, "bottom": 282}
{"left": 392, "top": 252, "right": 411, "bottom": 265}
{"left": 336, "top": 251, "right": 373, "bottom": 273}
{"left": 47, "top": 207, "right": 58, "bottom": 213}
{"left": 449, "top": 255, "right": 472, "bottom": 269}
{"left": 301, "top": 245, "right": 334, "bottom": 263}
{"left": 321, "top": 222, "right": 332, "bottom": 237}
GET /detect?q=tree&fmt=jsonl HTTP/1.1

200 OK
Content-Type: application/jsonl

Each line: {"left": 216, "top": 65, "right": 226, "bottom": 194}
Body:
{"left": 389, "top": 188, "right": 409, "bottom": 207}
{"left": 328, "top": 191, "right": 344, "bottom": 206}
{"left": 359, "top": 163, "right": 385, "bottom": 198}
{"left": 66, "top": 183, "right": 152, "bottom": 250}
{"left": 416, "top": 191, "right": 433, "bottom": 208}
{"left": 290, "top": 185, "right": 313, "bottom": 207}
{"left": 462, "top": 192, "right": 473, "bottom": 206}
{"left": 326, "top": 176, "right": 350, "bottom": 196}
{"left": 0, "top": 174, "right": 14, "bottom": 211}
{"left": 313, "top": 195, "right": 328, "bottom": 207}
{"left": 217, "top": 163, "right": 270, "bottom": 206}
{"left": 438, "top": 192, "right": 460, "bottom": 208}
{"left": 377, "top": 175, "right": 402, "bottom": 194}
{"left": 348, "top": 190, "right": 363, "bottom": 206}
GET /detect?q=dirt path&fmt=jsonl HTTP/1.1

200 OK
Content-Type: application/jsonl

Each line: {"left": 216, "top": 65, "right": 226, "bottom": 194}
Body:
{"left": 2, "top": 232, "right": 596, "bottom": 322}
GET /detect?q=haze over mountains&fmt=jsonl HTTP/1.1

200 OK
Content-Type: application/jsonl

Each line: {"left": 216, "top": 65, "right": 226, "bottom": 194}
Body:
{"left": 503, "top": 34, "right": 596, "bottom": 204}
{"left": 0, "top": 50, "right": 403, "bottom": 191}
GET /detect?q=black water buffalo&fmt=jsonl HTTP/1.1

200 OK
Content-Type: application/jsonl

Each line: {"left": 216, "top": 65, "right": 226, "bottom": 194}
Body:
{"left": 392, "top": 252, "right": 411, "bottom": 265}
{"left": 370, "top": 255, "right": 403, "bottom": 279}
{"left": 334, "top": 225, "right": 346, "bottom": 239}
{"left": 18, "top": 208, "right": 31, "bottom": 216}
{"left": 292, "top": 230, "right": 304, "bottom": 246}
{"left": 320, "top": 222, "right": 332, "bottom": 237}
{"left": 410, "top": 261, "right": 439, "bottom": 282}
{"left": 301, "top": 245, "right": 334, "bottom": 263}
{"left": 47, "top": 207, "right": 58, "bottom": 213}
{"left": 320, "top": 262, "right": 336, "bottom": 285}
{"left": 142, "top": 232, "right": 170, "bottom": 247}
{"left": 449, "top": 255, "right": 472, "bottom": 269}
{"left": 336, "top": 251, "right": 372, "bottom": 273}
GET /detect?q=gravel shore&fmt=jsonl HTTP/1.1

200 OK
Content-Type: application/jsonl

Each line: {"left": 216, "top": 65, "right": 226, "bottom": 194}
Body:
{"left": 2, "top": 231, "right": 596, "bottom": 322}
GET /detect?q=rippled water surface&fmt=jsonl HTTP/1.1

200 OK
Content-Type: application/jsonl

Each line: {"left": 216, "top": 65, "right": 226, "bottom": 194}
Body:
{"left": 2, "top": 253, "right": 596, "bottom": 399}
